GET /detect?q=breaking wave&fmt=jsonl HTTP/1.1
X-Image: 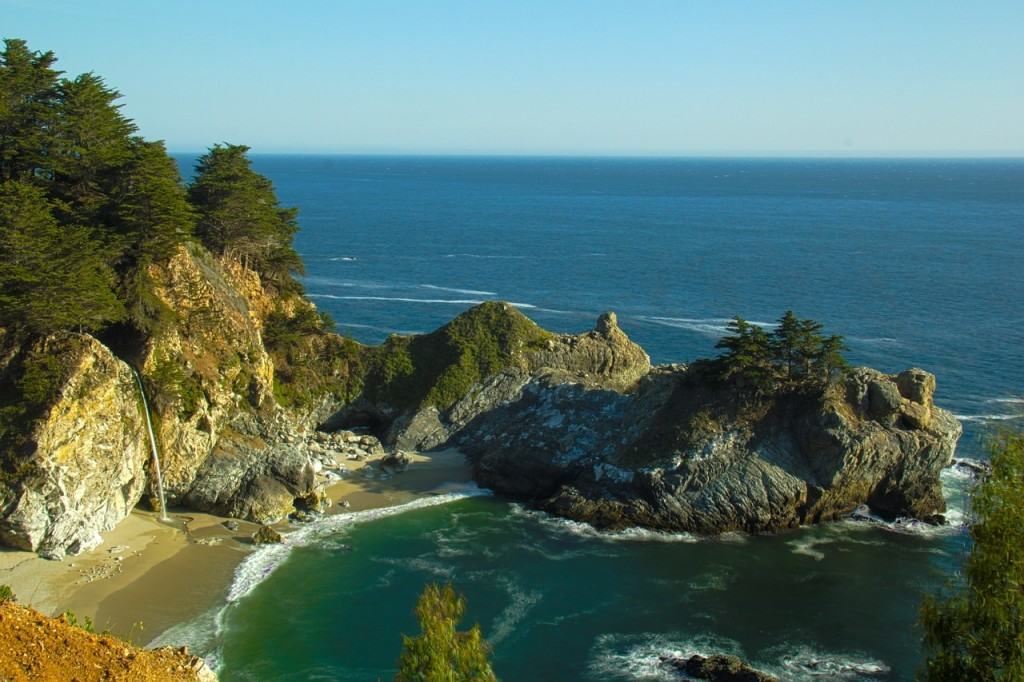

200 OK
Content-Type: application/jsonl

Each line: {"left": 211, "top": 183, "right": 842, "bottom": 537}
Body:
{"left": 587, "top": 632, "right": 891, "bottom": 681}
{"left": 639, "top": 316, "right": 774, "bottom": 337}
{"left": 420, "top": 284, "right": 498, "bottom": 296}
{"left": 306, "top": 294, "right": 537, "bottom": 308}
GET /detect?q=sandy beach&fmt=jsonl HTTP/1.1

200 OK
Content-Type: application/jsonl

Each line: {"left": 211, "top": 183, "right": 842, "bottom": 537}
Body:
{"left": 0, "top": 448, "right": 472, "bottom": 644}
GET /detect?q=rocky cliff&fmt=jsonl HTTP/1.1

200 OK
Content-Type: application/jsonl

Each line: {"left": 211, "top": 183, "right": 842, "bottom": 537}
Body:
{"left": 0, "top": 245, "right": 338, "bottom": 558}
{"left": 0, "top": 250, "right": 963, "bottom": 555}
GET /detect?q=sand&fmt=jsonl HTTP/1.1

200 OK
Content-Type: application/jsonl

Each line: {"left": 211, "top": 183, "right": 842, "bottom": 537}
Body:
{"left": 0, "top": 448, "right": 471, "bottom": 644}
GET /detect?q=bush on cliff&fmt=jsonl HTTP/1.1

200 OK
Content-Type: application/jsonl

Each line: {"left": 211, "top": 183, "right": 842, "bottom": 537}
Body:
{"left": 920, "top": 430, "right": 1024, "bottom": 680}
{"left": 396, "top": 583, "right": 496, "bottom": 682}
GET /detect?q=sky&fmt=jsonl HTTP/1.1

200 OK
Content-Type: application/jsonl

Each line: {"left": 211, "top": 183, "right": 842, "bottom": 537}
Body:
{"left": 3, "top": 0, "right": 1023, "bottom": 156}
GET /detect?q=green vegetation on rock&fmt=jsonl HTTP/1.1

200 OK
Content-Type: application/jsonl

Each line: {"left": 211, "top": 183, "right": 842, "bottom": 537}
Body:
{"left": 919, "top": 430, "right": 1024, "bottom": 680}
{"left": 395, "top": 583, "right": 497, "bottom": 682}
{"left": 265, "top": 304, "right": 366, "bottom": 409}
{"left": 365, "top": 302, "right": 552, "bottom": 411}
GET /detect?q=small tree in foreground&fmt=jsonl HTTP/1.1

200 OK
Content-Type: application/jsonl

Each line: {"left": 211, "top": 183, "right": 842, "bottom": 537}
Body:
{"left": 396, "top": 583, "right": 497, "bottom": 682}
{"left": 919, "top": 430, "right": 1024, "bottom": 680}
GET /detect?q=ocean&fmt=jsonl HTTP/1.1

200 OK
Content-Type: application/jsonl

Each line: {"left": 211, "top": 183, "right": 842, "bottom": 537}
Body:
{"left": 170, "top": 156, "right": 1024, "bottom": 680}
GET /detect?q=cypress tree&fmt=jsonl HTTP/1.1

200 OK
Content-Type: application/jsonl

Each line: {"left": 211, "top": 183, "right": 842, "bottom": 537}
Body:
{"left": 0, "top": 39, "right": 62, "bottom": 183}
{"left": 188, "top": 144, "right": 303, "bottom": 288}
{"left": 0, "top": 181, "right": 123, "bottom": 336}
{"left": 51, "top": 72, "right": 137, "bottom": 227}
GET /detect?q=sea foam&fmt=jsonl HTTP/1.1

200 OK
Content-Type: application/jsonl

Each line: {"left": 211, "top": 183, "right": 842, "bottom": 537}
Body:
{"left": 226, "top": 486, "right": 488, "bottom": 604}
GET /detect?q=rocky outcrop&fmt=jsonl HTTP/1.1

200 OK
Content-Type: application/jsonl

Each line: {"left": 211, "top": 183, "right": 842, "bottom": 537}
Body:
{"left": 356, "top": 310, "right": 651, "bottom": 452}
{"left": 140, "top": 245, "right": 280, "bottom": 502}
{"left": 0, "top": 334, "right": 149, "bottom": 559}
{"left": 368, "top": 312, "right": 961, "bottom": 534}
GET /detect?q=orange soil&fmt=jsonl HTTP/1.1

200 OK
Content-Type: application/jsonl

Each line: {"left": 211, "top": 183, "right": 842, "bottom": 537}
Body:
{"left": 0, "top": 600, "right": 211, "bottom": 681}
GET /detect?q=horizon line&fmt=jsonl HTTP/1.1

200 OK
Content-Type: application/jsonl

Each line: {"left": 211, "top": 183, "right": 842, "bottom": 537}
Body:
{"left": 167, "top": 150, "right": 1024, "bottom": 161}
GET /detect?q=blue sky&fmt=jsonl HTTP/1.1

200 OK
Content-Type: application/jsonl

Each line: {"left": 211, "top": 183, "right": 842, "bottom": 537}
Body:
{"left": 4, "top": 1, "right": 1022, "bottom": 156}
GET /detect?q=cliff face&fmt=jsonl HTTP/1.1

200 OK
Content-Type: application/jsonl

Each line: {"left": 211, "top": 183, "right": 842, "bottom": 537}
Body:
{"left": 0, "top": 245, "right": 332, "bottom": 557}
{"left": 0, "top": 334, "right": 149, "bottom": 559}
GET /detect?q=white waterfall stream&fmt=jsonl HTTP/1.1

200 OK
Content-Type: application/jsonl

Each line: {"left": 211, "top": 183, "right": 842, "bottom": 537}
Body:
{"left": 132, "top": 368, "right": 170, "bottom": 521}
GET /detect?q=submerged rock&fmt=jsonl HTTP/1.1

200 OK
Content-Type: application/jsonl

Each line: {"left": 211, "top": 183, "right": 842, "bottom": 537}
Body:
{"left": 660, "top": 653, "right": 779, "bottom": 682}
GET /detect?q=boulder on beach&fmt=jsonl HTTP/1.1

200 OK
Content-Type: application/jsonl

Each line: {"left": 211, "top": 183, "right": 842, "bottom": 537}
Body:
{"left": 252, "top": 525, "right": 283, "bottom": 544}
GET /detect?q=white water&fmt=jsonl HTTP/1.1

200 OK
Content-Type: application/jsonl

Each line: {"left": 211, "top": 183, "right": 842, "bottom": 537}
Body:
{"left": 132, "top": 368, "right": 169, "bottom": 522}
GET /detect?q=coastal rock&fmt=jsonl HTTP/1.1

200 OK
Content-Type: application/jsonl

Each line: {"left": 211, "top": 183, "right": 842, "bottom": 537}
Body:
{"left": 140, "top": 246, "right": 280, "bottom": 502}
{"left": 184, "top": 434, "right": 320, "bottom": 524}
{"left": 0, "top": 334, "right": 149, "bottom": 560}
{"left": 251, "top": 524, "right": 282, "bottom": 544}
{"left": 458, "top": 365, "right": 958, "bottom": 534}
{"left": 660, "top": 653, "right": 779, "bottom": 682}
{"left": 380, "top": 450, "right": 412, "bottom": 473}
{"left": 525, "top": 311, "right": 651, "bottom": 392}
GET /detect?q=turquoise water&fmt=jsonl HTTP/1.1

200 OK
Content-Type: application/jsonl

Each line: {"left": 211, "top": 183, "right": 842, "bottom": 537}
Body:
{"left": 167, "top": 156, "right": 1022, "bottom": 680}
{"left": 204, "top": 490, "right": 969, "bottom": 681}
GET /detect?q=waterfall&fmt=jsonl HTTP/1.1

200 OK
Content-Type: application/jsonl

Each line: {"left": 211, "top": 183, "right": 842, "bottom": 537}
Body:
{"left": 132, "top": 368, "right": 170, "bottom": 521}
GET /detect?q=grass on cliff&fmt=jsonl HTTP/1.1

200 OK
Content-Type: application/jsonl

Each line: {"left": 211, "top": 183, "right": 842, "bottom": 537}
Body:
{"left": 363, "top": 302, "right": 553, "bottom": 411}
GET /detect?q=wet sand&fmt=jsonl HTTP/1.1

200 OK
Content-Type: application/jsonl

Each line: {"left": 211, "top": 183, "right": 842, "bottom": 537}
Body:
{"left": 0, "top": 449, "right": 471, "bottom": 643}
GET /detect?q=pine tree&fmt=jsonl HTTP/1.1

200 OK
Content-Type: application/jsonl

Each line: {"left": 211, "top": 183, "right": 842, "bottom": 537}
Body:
{"left": 396, "top": 583, "right": 497, "bottom": 682}
{"left": 0, "top": 39, "right": 62, "bottom": 182}
{"left": 188, "top": 144, "right": 303, "bottom": 288}
{"left": 0, "top": 181, "right": 123, "bottom": 336}
{"left": 920, "top": 431, "right": 1024, "bottom": 680}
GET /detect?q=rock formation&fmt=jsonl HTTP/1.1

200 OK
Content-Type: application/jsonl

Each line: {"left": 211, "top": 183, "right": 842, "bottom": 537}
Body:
{"left": 0, "top": 244, "right": 963, "bottom": 555}
{"left": 348, "top": 307, "right": 962, "bottom": 534}
{"left": 0, "top": 334, "right": 149, "bottom": 559}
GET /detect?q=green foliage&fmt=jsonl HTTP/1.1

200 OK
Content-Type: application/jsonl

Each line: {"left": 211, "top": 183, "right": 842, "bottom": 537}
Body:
{"left": 62, "top": 610, "right": 95, "bottom": 633}
{"left": 188, "top": 144, "right": 303, "bottom": 289}
{"left": 50, "top": 72, "right": 137, "bottom": 226}
{"left": 268, "top": 312, "right": 366, "bottom": 409}
{"left": 0, "top": 39, "right": 198, "bottom": 342}
{"left": 147, "top": 355, "right": 204, "bottom": 419}
{"left": 0, "top": 39, "right": 62, "bottom": 183}
{"left": 263, "top": 305, "right": 326, "bottom": 349}
{"left": 365, "top": 302, "right": 552, "bottom": 411}
{"left": 713, "top": 311, "right": 847, "bottom": 394}
{"left": 395, "top": 583, "right": 497, "bottom": 682}
{"left": 0, "top": 181, "right": 125, "bottom": 336}
{"left": 0, "top": 584, "right": 15, "bottom": 603}
{"left": 919, "top": 431, "right": 1024, "bottom": 680}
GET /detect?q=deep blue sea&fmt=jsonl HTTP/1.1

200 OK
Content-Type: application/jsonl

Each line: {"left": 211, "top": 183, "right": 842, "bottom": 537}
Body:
{"left": 170, "top": 156, "right": 1024, "bottom": 680}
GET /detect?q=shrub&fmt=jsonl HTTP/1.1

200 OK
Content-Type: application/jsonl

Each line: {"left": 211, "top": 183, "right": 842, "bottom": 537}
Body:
{"left": 0, "top": 584, "right": 15, "bottom": 603}
{"left": 395, "top": 583, "right": 496, "bottom": 682}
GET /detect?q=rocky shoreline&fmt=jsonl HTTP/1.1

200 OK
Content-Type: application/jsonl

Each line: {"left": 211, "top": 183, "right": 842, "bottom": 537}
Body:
{"left": 0, "top": 240, "right": 962, "bottom": 559}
